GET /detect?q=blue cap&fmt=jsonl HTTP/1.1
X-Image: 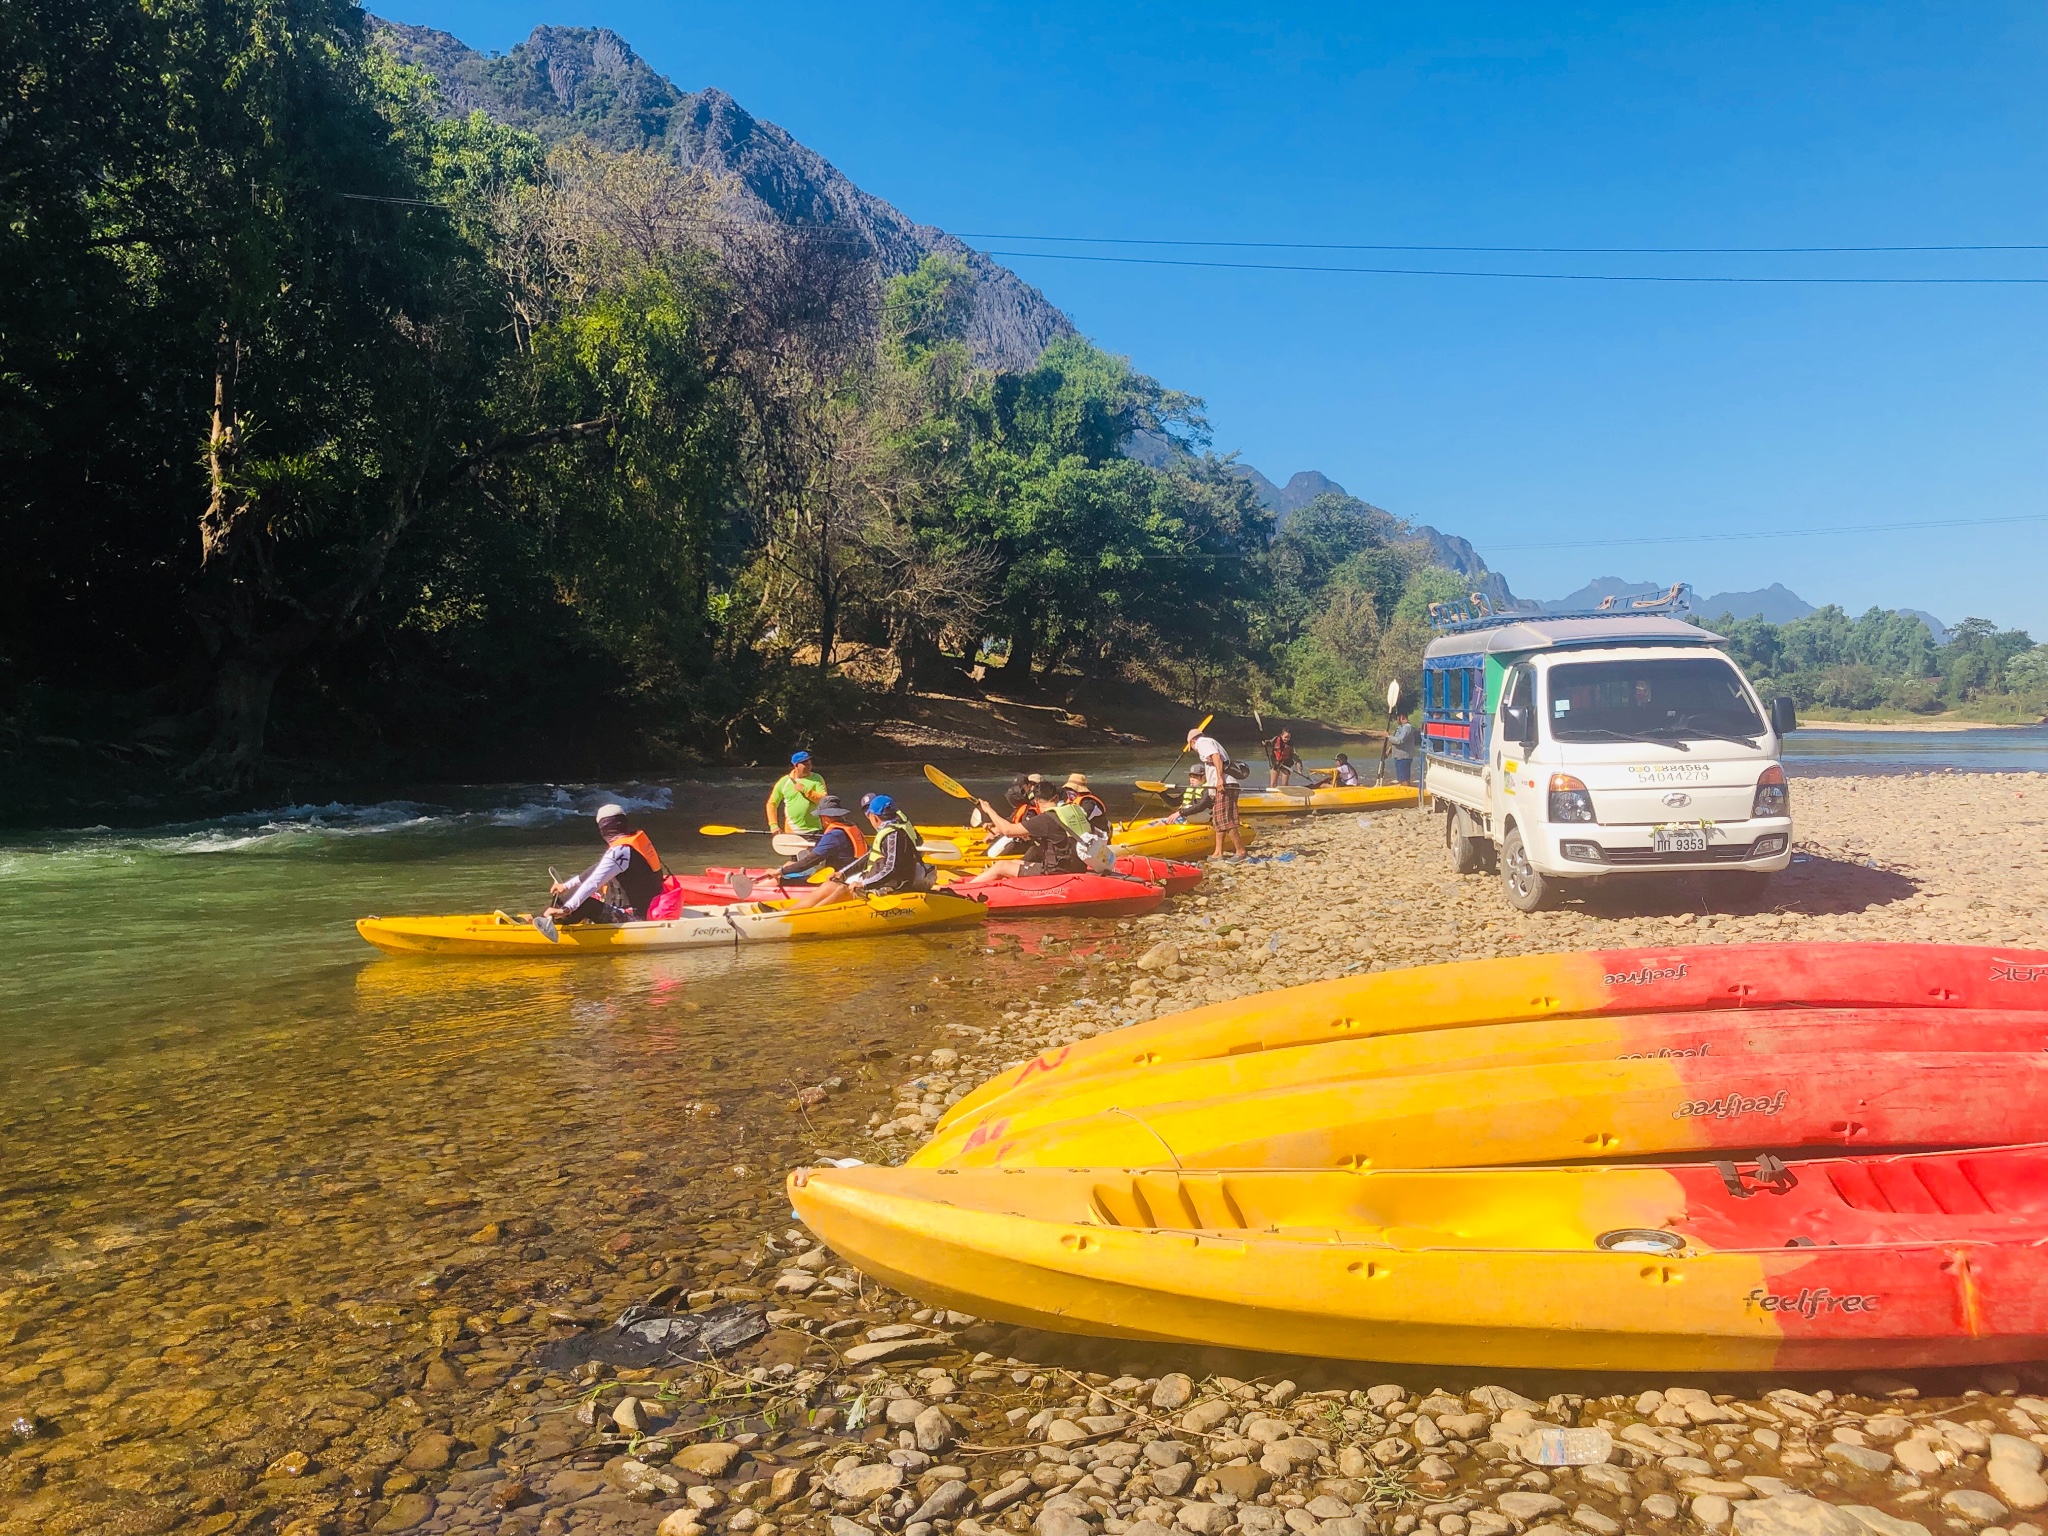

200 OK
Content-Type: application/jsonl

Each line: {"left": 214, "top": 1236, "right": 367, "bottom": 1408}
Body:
{"left": 867, "top": 793, "right": 895, "bottom": 815}
{"left": 790, "top": 750, "right": 812, "bottom": 765}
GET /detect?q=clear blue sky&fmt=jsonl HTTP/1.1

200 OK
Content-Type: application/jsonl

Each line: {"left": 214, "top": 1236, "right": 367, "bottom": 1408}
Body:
{"left": 390, "top": 1, "right": 2046, "bottom": 632}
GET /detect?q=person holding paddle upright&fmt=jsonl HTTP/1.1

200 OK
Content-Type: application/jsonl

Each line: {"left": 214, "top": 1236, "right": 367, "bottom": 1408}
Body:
{"left": 765, "top": 751, "right": 826, "bottom": 837}
{"left": 1265, "top": 729, "right": 1301, "bottom": 787}
{"left": 1189, "top": 726, "right": 1247, "bottom": 860}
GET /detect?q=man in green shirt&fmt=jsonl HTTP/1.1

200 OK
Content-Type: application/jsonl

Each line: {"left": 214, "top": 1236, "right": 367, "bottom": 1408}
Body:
{"left": 765, "top": 751, "right": 827, "bottom": 836}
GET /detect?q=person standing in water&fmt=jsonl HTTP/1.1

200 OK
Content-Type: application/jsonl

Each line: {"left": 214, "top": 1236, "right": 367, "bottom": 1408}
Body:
{"left": 765, "top": 751, "right": 826, "bottom": 836}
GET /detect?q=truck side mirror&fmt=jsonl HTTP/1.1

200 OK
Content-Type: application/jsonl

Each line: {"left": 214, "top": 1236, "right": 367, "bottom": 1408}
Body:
{"left": 1770, "top": 696, "right": 1798, "bottom": 735}
{"left": 1502, "top": 703, "right": 1537, "bottom": 750}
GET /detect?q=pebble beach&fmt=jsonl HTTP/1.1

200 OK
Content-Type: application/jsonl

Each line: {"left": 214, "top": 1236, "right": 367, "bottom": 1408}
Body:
{"left": 6, "top": 771, "right": 2048, "bottom": 1536}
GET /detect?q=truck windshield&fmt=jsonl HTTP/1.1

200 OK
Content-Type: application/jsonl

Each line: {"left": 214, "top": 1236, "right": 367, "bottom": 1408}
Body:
{"left": 1546, "top": 656, "right": 1763, "bottom": 743}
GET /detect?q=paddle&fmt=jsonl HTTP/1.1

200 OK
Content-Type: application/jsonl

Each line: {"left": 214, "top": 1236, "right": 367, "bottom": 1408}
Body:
{"left": 1375, "top": 678, "right": 1402, "bottom": 786}
{"left": 727, "top": 871, "right": 756, "bottom": 900}
{"left": 922, "top": 764, "right": 972, "bottom": 800}
{"left": 1138, "top": 712, "right": 1212, "bottom": 795}
{"left": 700, "top": 823, "right": 788, "bottom": 837}
{"left": 771, "top": 833, "right": 818, "bottom": 856}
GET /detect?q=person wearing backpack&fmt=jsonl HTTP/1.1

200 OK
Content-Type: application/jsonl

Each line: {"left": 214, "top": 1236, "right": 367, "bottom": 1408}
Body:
{"left": 1187, "top": 727, "right": 1247, "bottom": 860}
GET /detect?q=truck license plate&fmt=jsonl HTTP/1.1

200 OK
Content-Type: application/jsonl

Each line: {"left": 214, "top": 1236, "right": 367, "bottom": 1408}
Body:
{"left": 1654, "top": 827, "right": 1709, "bottom": 855}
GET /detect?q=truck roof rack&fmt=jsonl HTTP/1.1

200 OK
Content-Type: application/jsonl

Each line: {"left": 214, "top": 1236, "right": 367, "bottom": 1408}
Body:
{"left": 1427, "top": 583, "right": 1694, "bottom": 635}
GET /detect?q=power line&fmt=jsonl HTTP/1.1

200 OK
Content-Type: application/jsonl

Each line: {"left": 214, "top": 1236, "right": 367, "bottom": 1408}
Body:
{"left": 979, "top": 249, "right": 2048, "bottom": 285}
{"left": 963, "top": 233, "right": 2048, "bottom": 255}
{"left": 1485, "top": 511, "right": 2048, "bottom": 551}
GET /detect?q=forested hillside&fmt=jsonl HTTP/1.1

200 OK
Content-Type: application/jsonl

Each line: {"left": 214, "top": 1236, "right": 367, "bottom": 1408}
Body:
{"left": 2, "top": 0, "right": 1455, "bottom": 803}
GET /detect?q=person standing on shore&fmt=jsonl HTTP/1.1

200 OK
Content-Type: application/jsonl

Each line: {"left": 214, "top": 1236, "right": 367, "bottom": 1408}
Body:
{"left": 1188, "top": 727, "right": 1246, "bottom": 860}
{"left": 765, "top": 751, "right": 826, "bottom": 836}
{"left": 1387, "top": 713, "right": 1420, "bottom": 785}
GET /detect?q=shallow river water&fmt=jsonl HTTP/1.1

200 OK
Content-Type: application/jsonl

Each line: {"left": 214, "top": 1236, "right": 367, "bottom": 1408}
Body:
{"left": 0, "top": 756, "right": 1177, "bottom": 1535}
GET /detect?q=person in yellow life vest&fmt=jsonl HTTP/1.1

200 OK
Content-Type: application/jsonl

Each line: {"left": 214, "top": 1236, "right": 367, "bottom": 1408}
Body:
{"left": 1148, "top": 765, "right": 1213, "bottom": 826}
{"left": 764, "top": 750, "right": 826, "bottom": 836}
{"left": 1061, "top": 772, "right": 1111, "bottom": 835}
{"left": 542, "top": 805, "right": 666, "bottom": 932}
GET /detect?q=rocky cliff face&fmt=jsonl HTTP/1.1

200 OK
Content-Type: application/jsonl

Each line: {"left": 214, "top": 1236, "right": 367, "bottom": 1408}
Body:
{"left": 371, "top": 19, "right": 1073, "bottom": 371}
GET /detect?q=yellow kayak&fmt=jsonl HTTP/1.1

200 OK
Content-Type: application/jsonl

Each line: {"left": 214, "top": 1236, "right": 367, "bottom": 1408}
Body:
{"left": 356, "top": 890, "right": 986, "bottom": 956}
{"left": 788, "top": 1147, "right": 2048, "bottom": 1370}
{"left": 915, "top": 1006, "right": 2048, "bottom": 1167}
{"left": 912, "top": 1050, "right": 2048, "bottom": 1172}
{"left": 934, "top": 941, "right": 2048, "bottom": 1135}
{"left": 1236, "top": 784, "right": 1417, "bottom": 814}
{"left": 913, "top": 819, "right": 1247, "bottom": 869}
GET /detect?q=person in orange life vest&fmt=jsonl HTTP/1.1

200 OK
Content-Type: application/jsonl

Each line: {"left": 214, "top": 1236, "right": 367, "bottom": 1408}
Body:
{"left": 547, "top": 804, "right": 666, "bottom": 924}
{"left": 1061, "top": 772, "right": 1111, "bottom": 836}
{"left": 782, "top": 795, "right": 932, "bottom": 911}
{"left": 770, "top": 795, "right": 866, "bottom": 888}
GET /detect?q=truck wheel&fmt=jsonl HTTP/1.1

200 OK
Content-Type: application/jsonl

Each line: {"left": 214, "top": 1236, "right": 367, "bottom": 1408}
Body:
{"left": 1500, "top": 825, "right": 1558, "bottom": 912}
{"left": 1708, "top": 870, "right": 1773, "bottom": 907}
{"left": 1446, "top": 808, "right": 1485, "bottom": 875}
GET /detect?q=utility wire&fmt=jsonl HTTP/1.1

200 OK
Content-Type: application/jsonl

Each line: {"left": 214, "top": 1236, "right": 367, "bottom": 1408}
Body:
{"left": 962, "top": 233, "right": 2048, "bottom": 255}
{"left": 1485, "top": 511, "right": 2048, "bottom": 551}
{"left": 979, "top": 249, "right": 2048, "bottom": 285}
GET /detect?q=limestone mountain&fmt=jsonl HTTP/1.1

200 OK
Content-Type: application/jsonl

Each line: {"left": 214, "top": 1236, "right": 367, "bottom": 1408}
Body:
{"left": 370, "top": 19, "right": 1073, "bottom": 370}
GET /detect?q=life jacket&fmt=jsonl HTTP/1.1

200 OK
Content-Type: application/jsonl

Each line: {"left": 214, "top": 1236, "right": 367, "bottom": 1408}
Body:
{"left": 1053, "top": 802, "right": 1093, "bottom": 841}
{"left": 605, "top": 830, "right": 666, "bottom": 914}
{"left": 1076, "top": 792, "right": 1110, "bottom": 833}
{"left": 1180, "top": 785, "right": 1206, "bottom": 810}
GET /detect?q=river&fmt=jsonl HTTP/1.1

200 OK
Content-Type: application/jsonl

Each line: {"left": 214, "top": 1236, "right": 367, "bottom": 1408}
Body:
{"left": 1, "top": 729, "right": 2039, "bottom": 1533}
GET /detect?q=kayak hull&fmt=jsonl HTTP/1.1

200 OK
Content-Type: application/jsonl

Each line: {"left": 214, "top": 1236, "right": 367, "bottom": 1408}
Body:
{"left": 355, "top": 891, "right": 986, "bottom": 956}
{"left": 945, "top": 872, "right": 1166, "bottom": 918}
{"left": 924, "top": 1051, "right": 2048, "bottom": 1172}
{"left": 789, "top": 1147, "right": 2048, "bottom": 1370}
{"left": 1237, "top": 784, "right": 1418, "bottom": 814}
{"left": 1102, "top": 855, "right": 1204, "bottom": 895}
{"left": 915, "top": 1006, "right": 2048, "bottom": 1166}
{"left": 914, "top": 819, "right": 1251, "bottom": 869}
{"left": 937, "top": 942, "right": 2048, "bottom": 1133}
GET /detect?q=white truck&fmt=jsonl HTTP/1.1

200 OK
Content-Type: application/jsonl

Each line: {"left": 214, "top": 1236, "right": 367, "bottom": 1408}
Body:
{"left": 1419, "top": 609, "right": 1797, "bottom": 912}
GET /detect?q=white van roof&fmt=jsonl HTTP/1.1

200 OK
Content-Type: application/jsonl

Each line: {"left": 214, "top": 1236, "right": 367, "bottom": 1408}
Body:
{"left": 1424, "top": 615, "right": 1722, "bottom": 659}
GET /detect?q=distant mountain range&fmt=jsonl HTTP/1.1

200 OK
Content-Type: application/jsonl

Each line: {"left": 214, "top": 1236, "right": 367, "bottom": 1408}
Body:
{"left": 370, "top": 19, "right": 1072, "bottom": 369}
{"left": 1232, "top": 464, "right": 1950, "bottom": 638}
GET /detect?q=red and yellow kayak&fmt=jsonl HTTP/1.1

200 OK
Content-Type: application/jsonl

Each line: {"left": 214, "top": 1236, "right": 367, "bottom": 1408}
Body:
{"left": 937, "top": 943, "right": 2048, "bottom": 1134}
{"left": 789, "top": 1144, "right": 2048, "bottom": 1370}
{"left": 914, "top": 1006, "right": 2048, "bottom": 1167}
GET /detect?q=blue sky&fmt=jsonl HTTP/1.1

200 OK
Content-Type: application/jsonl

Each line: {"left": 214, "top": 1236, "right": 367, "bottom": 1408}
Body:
{"left": 390, "top": 1, "right": 2046, "bottom": 631}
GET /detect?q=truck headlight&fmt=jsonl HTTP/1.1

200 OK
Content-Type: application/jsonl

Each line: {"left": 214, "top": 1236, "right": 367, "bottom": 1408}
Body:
{"left": 1548, "top": 774, "right": 1595, "bottom": 823}
{"left": 1752, "top": 765, "right": 1789, "bottom": 818}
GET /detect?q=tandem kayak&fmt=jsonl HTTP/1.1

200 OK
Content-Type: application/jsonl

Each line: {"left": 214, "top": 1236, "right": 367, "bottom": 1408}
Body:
{"left": 790, "top": 1144, "right": 2048, "bottom": 1370}
{"left": 944, "top": 871, "right": 1165, "bottom": 918}
{"left": 913, "top": 819, "right": 1251, "bottom": 869}
{"left": 355, "top": 890, "right": 986, "bottom": 956}
{"left": 916, "top": 1050, "right": 2048, "bottom": 1172}
{"left": 916, "top": 1006, "right": 2048, "bottom": 1167}
{"left": 1236, "top": 783, "right": 1418, "bottom": 815}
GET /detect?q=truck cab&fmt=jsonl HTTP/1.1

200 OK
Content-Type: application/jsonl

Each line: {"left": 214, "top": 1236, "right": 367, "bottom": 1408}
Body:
{"left": 1420, "top": 610, "right": 1797, "bottom": 911}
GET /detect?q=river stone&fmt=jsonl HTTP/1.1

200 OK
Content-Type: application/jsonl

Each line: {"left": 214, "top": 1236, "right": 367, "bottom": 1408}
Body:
{"left": 1182, "top": 1400, "right": 1233, "bottom": 1433}
{"left": 1642, "top": 1497, "right": 1681, "bottom": 1522}
{"left": 830, "top": 1521, "right": 876, "bottom": 1536}
{"left": 1579, "top": 1465, "right": 1633, "bottom": 1498}
{"left": 914, "top": 1405, "right": 955, "bottom": 1453}
{"left": 401, "top": 1432, "right": 457, "bottom": 1471}
{"left": 1246, "top": 1416, "right": 1293, "bottom": 1443}
{"left": 675, "top": 1443, "right": 744, "bottom": 1476}
{"left": 885, "top": 1398, "right": 927, "bottom": 1426}
{"left": 1841, "top": 1507, "right": 1932, "bottom": 1536}
{"left": 1125, "top": 1523, "right": 1176, "bottom": 1536}
{"left": 980, "top": 1477, "right": 1035, "bottom": 1513}
{"left": 373, "top": 1493, "right": 436, "bottom": 1532}
{"left": 1151, "top": 1463, "right": 1195, "bottom": 1497}
{"left": 1733, "top": 1495, "right": 1866, "bottom": 1536}
{"left": 1322, "top": 1519, "right": 1369, "bottom": 1536}
{"left": 911, "top": 1480, "right": 975, "bottom": 1523}
{"left": 1471, "top": 1387, "right": 1544, "bottom": 1414}
{"left": 615, "top": 1459, "right": 682, "bottom": 1499}
{"left": 1498, "top": 1492, "right": 1566, "bottom": 1525}
{"left": 1824, "top": 1443, "right": 1893, "bottom": 1475}
{"left": 1144, "top": 1440, "right": 1191, "bottom": 1468}
{"left": 1571, "top": 1510, "right": 1621, "bottom": 1536}
{"left": 1467, "top": 1514, "right": 1514, "bottom": 1536}
{"left": 1178, "top": 1505, "right": 1233, "bottom": 1536}
{"left": 1894, "top": 1439, "right": 1944, "bottom": 1477}
{"left": 658, "top": 1514, "right": 706, "bottom": 1536}
{"left": 1990, "top": 1437, "right": 2048, "bottom": 1512}
{"left": 1941, "top": 1491, "right": 2010, "bottom": 1526}
{"left": 1153, "top": 1374, "right": 1195, "bottom": 1411}
{"left": 1215, "top": 1463, "right": 1272, "bottom": 1499}
{"left": 1045, "top": 1419, "right": 1088, "bottom": 1443}
{"left": 843, "top": 1338, "right": 950, "bottom": 1365}
{"left": 1308, "top": 1497, "right": 1356, "bottom": 1520}
{"left": 826, "top": 1463, "right": 905, "bottom": 1502}
{"left": 1696, "top": 1497, "right": 1737, "bottom": 1530}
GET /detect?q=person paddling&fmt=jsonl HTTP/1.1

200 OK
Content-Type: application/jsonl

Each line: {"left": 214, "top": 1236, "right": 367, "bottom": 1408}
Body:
{"left": 784, "top": 795, "right": 933, "bottom": 910}
{"left": 957, "top": 785, "right": 1083, "bottom": 885}
{"left": 765, "top": 751, "right": 826, "bottom": 837}
{"left": 1266, "top": 728, "right": 1302, "bottom": 787}
{"left": 1062, "top": 772, "right": 1111, "bottom": 835}
{"left": 772, "top": 795, "right": 866, "bottom": 886}
{"left": 541, "top": 805, "right": 666, "bottom": 934}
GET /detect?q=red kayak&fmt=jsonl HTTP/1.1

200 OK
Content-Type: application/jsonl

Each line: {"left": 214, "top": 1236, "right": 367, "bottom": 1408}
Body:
{"left": 1106, "top": 855, "right": 1204, "bottom": 895}
{"left": 947, "top": 872, "right": 1166, "bottom": 918}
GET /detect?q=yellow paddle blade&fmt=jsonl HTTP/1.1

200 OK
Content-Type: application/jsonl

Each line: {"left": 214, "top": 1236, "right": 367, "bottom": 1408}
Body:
{"left": 1197, "top": 712, "right": 1214, "bottom": 732}
{"left": 1133, "top": 780, "right": 1172, "bottom": 794}
{"left": 923, "top": 764, "right": 973, "bottom": 800}
{"left": 698, "top": 824, "right": 755, "bottom": 835}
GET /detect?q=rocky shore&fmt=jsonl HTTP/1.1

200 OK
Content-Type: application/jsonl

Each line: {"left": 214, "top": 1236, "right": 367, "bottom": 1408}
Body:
{"left": 5, "top": 771, "right": 2046, "bottom": 1536}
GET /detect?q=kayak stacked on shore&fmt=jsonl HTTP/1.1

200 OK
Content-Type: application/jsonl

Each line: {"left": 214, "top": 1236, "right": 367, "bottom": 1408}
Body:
{"left": 791, "top": 942, "right": 2048, "bottom": 1368}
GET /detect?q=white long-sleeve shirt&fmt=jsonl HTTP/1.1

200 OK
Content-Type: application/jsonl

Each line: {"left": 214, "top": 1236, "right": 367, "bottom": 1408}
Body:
{"left": 559, "top": 843, "right": 632, "bottom": 910}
